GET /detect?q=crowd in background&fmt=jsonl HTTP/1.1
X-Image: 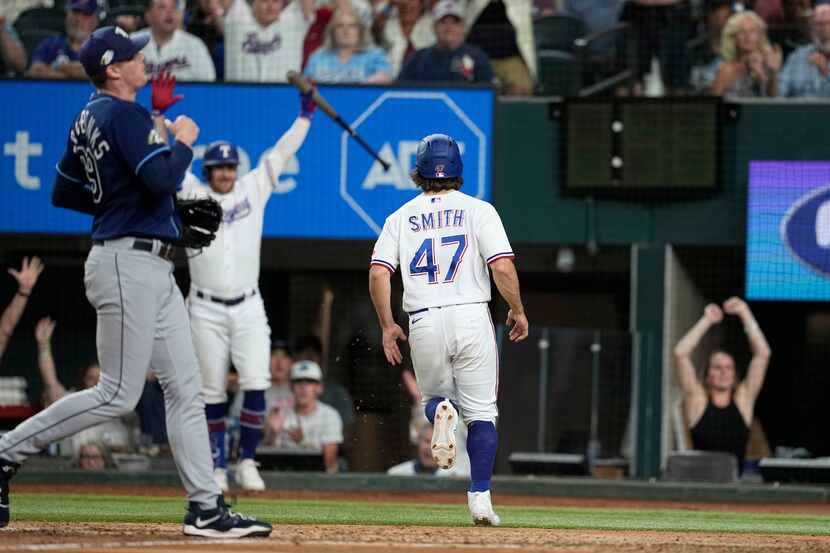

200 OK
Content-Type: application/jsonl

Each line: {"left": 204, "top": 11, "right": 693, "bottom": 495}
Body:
{"left": 2, "top": 0, "right": 830, "bottom": 96}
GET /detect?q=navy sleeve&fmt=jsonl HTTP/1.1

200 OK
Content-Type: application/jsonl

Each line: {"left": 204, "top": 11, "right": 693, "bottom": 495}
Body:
{"left": 112, "top": 102, "right": 173, "bottom": 178}
{"left": 52, "top": 136, "right": 95, "bottom": 214}
{"left": 137, "top": 140, "right": 194, "bottom": 196}
{"left": 30, "top": 36, "right": 57, "bottom": 66}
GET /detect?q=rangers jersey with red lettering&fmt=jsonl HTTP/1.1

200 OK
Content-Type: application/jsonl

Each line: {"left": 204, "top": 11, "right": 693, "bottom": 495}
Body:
{"left": 371, "top": 190, "right": 513, "bottom": 313}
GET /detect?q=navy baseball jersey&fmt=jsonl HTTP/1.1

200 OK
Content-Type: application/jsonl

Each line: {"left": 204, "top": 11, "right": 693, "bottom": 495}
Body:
{"left": 54, "top": 92, "right": 186, "bottom": 241}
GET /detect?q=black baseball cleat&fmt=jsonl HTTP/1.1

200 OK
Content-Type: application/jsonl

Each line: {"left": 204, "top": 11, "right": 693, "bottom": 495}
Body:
{"left": 0, "top": 459, "right": 20, "bottom": 529}
{"left": 182, "top": 497, "right": 272, "bottom": 538}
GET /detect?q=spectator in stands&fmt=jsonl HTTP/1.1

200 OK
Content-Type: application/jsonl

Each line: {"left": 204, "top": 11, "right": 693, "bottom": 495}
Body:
{"left": 619, "top": 0, "right": 693, "bottom": 94}
{"left": 262, "top": 360, "right": 343, "bottom": 473}
{"left": 398, "top": 0, "right": 494, "bottom": 84}
{"left": 372, "top": 0, "right": 435, "bottom": 77}
{"left": 223, "top": 0, "right": 315, "bottom": 82}
{"left": 304, "top": 2, "right": 393, "bottom": 83}
{"left": 229, "top": 339, "right": 295, "bottom": 424}
{"left": 0, "top": 15, "right": 27, "bottom": 75}
{"left": 689, "top": 0, "right": 735, "bottom": 93}
{"left": 466, "top": 0, "right": 535, "bottom": 95}
{"left": 778, "top": 4, "right": 830, "bottom": 97}
{"left": 27, "top": 0, "right": 99, "bottom": 79}
{"left": 388, "top": 420, "right": 443, "bottom": 475}
{"left": 0, "top": 257, "right": 43, "bottom": 364}
{"left": 136, "top": 0, "right": 216, "bottom": 81}
{"left": 185, "top": 0, "right": 227, "bottom": 79}
{"left": 710, "top": 10, "right": 782, "bottom": 96}
{"left": 302, "top": 0, "right": 372, "bottom": 68}
{"left": 293, "top": 334, "right": 355, "bottom": 432}
{"left": 532, "top": 0, "right": 556, "bottom": 19}
{"left": 673, "top": 297, "right": 770, "bottom": 472}
{"left": 34, "top": 317, "right": 135, "bottom": 459}
{"left": 77, "top": 442, "right": 108, "bottom": 470}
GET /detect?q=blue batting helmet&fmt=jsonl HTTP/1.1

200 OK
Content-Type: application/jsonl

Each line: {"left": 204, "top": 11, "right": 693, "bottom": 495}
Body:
{"left": 202, "top": 141, "right": 239, "bottom": 179}
{"left": 416, "top": 134, "right": 462, "bottom": 179}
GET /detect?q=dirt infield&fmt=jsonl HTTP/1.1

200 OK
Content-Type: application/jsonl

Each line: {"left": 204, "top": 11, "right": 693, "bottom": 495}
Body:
{"left": 1, "top": 485, "right": 830, "bottom": 553}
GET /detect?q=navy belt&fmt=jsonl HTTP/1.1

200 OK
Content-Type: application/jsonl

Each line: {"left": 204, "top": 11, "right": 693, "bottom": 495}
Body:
{"left": 409, "top": 306, "right": 443, "bottom": 316}
{"left": 93, "top": 239, "right": 175, "bottom": 261}
{"left": 196, "top": 290, "right": 256, "bottom": 307}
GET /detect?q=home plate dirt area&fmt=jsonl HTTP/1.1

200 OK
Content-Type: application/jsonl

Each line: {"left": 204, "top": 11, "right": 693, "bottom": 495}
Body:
{"left": 1, "top": 485, "right": 829, "bottom": 553}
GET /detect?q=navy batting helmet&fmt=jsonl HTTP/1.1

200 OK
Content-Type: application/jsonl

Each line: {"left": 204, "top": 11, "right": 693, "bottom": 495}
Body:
{"left": 202, "top": 141, "right": 239, "bottom": 180}
{"left": 416, "top": 134, "right": 462, "bottom": 179}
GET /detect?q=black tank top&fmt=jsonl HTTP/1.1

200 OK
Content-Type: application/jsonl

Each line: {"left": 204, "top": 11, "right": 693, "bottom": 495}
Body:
{"left": 689, "top": 400, "right": 750, "bottom": 471}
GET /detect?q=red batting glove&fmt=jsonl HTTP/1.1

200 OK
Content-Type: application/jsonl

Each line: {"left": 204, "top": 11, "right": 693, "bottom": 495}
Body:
{"left": 151, "top": 71, "right": 184, "bottom": 114}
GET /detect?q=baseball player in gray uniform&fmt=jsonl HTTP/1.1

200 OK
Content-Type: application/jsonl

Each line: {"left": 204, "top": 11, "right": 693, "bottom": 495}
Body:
{"left": 369, "top": 134, "right": 529, "bottom": 526}
{"left": 0, "top": 27, "right": 270, "bottom": 538}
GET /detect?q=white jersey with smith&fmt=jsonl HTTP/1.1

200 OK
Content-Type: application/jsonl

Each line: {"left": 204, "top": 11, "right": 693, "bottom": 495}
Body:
{"left": 371, "top": 190, "right": 513, "bottom": 313}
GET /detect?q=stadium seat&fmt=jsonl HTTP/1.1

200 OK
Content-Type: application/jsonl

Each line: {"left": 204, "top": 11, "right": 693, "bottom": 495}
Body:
{"left": 533, "top": 15, "right": 587, "bottom": 53}
{"left": 663, "top": 450, "right": 738, "bottom": 483}
{"left": 13, "top": 8, "right": 66, "bottom": 59}
{"left": 536, "top": 50, "right": 581, "bottom": 97}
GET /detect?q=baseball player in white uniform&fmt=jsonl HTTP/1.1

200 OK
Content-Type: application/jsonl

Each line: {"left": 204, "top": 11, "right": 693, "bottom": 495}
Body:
{"left": 369, "top": 134, "right": 529, "bottom": 526}
{"left": 176, "top": 85, "right": 317, "bottom": 492}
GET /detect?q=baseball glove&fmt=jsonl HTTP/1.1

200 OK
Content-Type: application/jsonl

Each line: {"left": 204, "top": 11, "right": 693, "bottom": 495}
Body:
{"left": 176, "top": 197, "right": 222, "bottom": 249}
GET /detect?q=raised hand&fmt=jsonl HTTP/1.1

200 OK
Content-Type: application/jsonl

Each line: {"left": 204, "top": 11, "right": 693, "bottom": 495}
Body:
{"left": 35, "top": 317, "right": 55, "bottom": 345}
{"left": 723, "top": 296, "right": 748, "bottom": 316}
{"left": 8, "top": 256, "right": 44, "bottom": 294}
{"left": 151, "top": 71, "right": 184, "bottom": 113}
{"left": 703, "top": 303, "right": 723, "bottom": 324}
{"left": 764, "top": 44, "right": 783, "bottom": 73}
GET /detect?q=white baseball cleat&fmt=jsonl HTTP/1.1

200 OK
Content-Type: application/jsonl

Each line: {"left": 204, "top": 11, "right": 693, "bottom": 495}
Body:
{"left": 213, "top": 468, "right": 229, "bottom": 493}
{"left": 431, "top": 400, "right": 458, "bottom": 469}
{"left": 236, "top": 458, "right": 266, "bottom": 491}
{"left": 468, "top": 490, "right": 501, "bottom": 527}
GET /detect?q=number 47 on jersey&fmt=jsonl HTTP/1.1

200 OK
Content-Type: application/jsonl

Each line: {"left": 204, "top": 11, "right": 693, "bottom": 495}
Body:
{"left": 409, "top": 234, "right": 467, "bottom": 284}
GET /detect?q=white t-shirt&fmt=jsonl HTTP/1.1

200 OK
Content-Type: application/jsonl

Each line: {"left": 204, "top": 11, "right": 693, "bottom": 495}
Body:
{"left": 224, "top": 0, "right": 309, "bottom": 82}
{"left": 135, "top": 29, "right": 216, "bottom": 82}
{"left": 371, "top": 190, "right": 513, "bottom": 313}
{"left": 178, "top": 117, "right": 310, "bottom": 297}
{"left": 272, "top": 401, "right": 343, "bottom": 451}
{"left": 386, "top": 459, "right": 465, "bottom": 477}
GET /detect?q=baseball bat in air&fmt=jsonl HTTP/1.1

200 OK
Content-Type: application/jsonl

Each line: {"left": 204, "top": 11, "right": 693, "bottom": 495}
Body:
{"left": 286, "top": 71, "right": 391, "bottom": 172}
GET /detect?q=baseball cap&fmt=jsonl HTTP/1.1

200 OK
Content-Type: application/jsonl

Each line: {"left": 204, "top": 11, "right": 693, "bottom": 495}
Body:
{"left": 433, "top": 0, "right": 465, "bottom": 20}
{"left": 290, "top": 360, "right": 323, "bottom": 383}
{"left": 69, "top": 0, "right": 101, "bottom": 15}
{"left": 80, "top": 26, "right": 150, "bottom": 78}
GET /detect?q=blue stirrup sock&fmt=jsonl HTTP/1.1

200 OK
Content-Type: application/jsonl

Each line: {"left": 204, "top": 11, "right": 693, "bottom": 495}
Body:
{"left": 205, "top": 402, "right": 227, "bottom": 469}
{"left": 239, "top": 390, "right": 266, "bottom": 460}
{"left": 467, "top": 420, "right": 498, "bottom": 493}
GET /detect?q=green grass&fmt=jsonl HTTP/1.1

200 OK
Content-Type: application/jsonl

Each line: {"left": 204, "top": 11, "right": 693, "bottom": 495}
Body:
{"left": 12, "top": 493, "right": 830, "bottom": 536}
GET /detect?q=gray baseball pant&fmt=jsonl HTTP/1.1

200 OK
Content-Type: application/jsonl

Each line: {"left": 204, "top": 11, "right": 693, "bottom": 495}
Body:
{"left": 0, "top": 238, "right": 220, "bottom": 508}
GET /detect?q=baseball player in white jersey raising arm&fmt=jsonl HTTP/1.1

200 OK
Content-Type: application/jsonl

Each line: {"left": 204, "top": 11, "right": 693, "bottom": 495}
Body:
{"left": 164, "top": 78, "right": 317, "bottom": 492}
{"left": 369, "top": 134, "right": 529, "bottom": 526}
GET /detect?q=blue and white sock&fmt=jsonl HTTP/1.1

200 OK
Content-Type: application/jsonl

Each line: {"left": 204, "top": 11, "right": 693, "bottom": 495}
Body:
{"left": 205, "top": 402, "right": 227, "bottom": 469}
{"left": 239, "top": 390, "right": 265, "bottom": 460}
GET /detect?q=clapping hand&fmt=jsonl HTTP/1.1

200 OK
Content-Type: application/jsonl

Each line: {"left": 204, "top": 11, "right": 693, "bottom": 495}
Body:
{"left": 703, "top": 303, "right": 723, "bottom": 324}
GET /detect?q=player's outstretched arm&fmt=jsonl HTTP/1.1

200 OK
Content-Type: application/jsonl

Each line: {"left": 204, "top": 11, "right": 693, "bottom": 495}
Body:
{"left": 489, "top": 258, "right": 528, "bottom": 342}
{"left": 0, "top": 257, "right": 44, "bottom": 360}
{"left": 368, "top": 265, "right": 407, "bottom": 365}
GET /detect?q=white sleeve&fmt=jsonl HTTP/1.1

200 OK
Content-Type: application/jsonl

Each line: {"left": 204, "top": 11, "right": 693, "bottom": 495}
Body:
{"left": 371, "top": 213, "right": 400, "bottom": 272}
{"left": 320, "top": 407, "right": 343, "bottom": 445}
{"left": 250, "top": 116, "right": 311, "bottom": 203}
{"left": 224, "top": 0, "right": 248, "bottom": 22}
{"left": 177, "top": 171, "right": 202, "bottom": 198}
{"left": 475, "top": 203, "right": 514, "bottom": 264}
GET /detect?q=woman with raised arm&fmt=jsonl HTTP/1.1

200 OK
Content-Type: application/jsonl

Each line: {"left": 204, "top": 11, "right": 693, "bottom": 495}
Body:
{"left": 0, "top": 257, "right": 44, "bottom": 363}
{"left": 673, "top": 297, "right": 771, "bottom": 470}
